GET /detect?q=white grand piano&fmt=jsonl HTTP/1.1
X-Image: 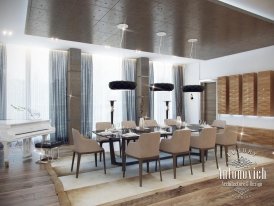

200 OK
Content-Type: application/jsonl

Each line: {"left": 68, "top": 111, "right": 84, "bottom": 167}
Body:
{"left": 0, "top": 120, "right": 55, "bottom": 168}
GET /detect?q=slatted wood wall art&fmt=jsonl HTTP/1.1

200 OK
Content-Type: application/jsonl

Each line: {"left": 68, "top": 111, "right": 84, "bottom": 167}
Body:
{"left": 257, "top": 70, "right": 274, "bottom": 116}
{"left": 217, "top": 76, "right": 228, "bottom": 114}
{"left": 229, "top": 75, "right": 242, "bottom": 114}
{"left": 242, "top": 73, "right": 257, "bottom": 115}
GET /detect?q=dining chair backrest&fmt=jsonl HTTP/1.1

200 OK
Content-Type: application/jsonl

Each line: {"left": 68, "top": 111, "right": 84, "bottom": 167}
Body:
{"left": 199, "top": 127, "right": 217, "bottom": 148}
{"left": 222, "top": 125, "right": 238, "bottom": 145}
{"left": 164, "top": 119, "right": 177, "bottom": 126}
{"left": 212, "top": 120, "right": 226, "bottom": 128}
{"left": 96, "top": 122, "right": 112, "bottom": 131}
{"left": 138, "top": 132, "right": 160, "bottom": 158}
{"left": 144, "top": 119, "right": 158, "bottom": 128}
{"left": 170, "top": 129, "right": 191, "bottom": 153}
{"left": 122, "top": 121, "right": 137, "bottom": 129}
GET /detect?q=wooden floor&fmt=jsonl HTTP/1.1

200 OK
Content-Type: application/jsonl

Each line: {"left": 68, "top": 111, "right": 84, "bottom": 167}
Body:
{"left": 1, "top": 143, "right": 274, "bottom": 206}
{"left": 0, "top": 146, "right": 59, "bottom": 206}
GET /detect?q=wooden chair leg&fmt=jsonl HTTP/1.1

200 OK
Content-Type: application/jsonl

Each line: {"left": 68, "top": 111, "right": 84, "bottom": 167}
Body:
{"left": 173, "top": 154, "right": 177, "bottom": 179}
{"left": 123, "top": 154, "right": 126, "bottom": 178}
{"left": 158, "top": 158, "right": 162, "bottom": 182}
{"left": 139, "top": 160, "right": 143, "bottom": 187}
{"left": 71, "top": 151, "right": 75, "bottom": 172}
{"left": 225, "top": 146, "right": 229, "bottom": 167}
{"left": 155, "top": 160, "right": 157, "bottom": 171}
{"left": 103, "top": 150, "right": 106, "bottom": 174}
{"left": 95, "top": 153, "right": 97, "bottom": 167}
{"left": 220, "top": 145, "right": 223, "bottom": 158}
{"left": 76, "top": 153, "right": 81, "bottom": 178}
{"left": 205, "top": 150, "right": 208, "bottom": 161}
{"left": 201, "top": 149, "right": 205, "bottom": 172}
{"left": 189, "top": 152, "right": 193, "bottom": 175}
{"left": 182, "top": 155, "right": 185, "bottom": 166}
{"left": 146, "top": 161, "right": 149, "bottom": 173}
{"left": 236, "top": 144, "right": 240, "bottom": 160}
{"left": 215, "top": 145, "right": 219, "bottom": 169}
{"left": 119, "top": 140, "right": 122, "bottom": 157}
{"left": 99, "top": 142, "right": 103, "bottom": 162}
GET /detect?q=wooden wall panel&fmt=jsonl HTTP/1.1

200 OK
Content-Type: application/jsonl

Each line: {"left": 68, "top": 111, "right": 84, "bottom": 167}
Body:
{"left": 257, "top": 70, "right": 274, "bottom": 116}
{"left": 242, "top": 73, "right": 257, "bottom": 115}
{"left": 229, "top": 75, "right": 242, "bottom": 114}
{"left": 217, "top": 76, "right": 228, "bottom": 114}
{"left": 236, "top": 126, "right": 274, "bottom": 147}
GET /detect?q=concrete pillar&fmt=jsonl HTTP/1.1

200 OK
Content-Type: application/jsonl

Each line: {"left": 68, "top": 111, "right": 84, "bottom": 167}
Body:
{"left": 136, "top": 57, "right": 150, "bottom": 123}
{"left": 67, "top": 48, "right": 81, "bottom": 144}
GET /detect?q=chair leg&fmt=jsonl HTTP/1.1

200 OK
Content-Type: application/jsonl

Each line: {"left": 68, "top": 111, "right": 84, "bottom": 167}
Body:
{"left": 173, "top": 154, "right": 176, "bottom": 179}
{"left": 201, "top": 149, "right": 205, "bottom": 172}
{"left": 95, "top": 153, "right": 97, "bottom": 167}
{"left": 123, "top": 155, "right": 126, "bottom": 178}
{"left": 189, "top": 152, "right": 193, "bottom": 175}
{"left": 139, "top": 160, "right": 143, "bottom": 187}
{"left": 225, "top": 146, "right": 229, "bottom": 167}
{"left": 76, "top": 153, "right": 81, "bottom": 178}
{"left": 99, "top": 142, "right": 103, "bottom": 162}
{"left": 236, "top": 144, "right": 240, "bottom": 161}
{"left": 155, "top": 160, "right": 157, "bottom": 171}
{"left": 205, "top": 150, "right": 208, "bottom": 161}
{"left": 147, "top": 161, "right": 149, "bottom": 173}
{"left": 119, "top": 140, "right": 122, "bottom": 157}
{"left": 158, "top": 158, "right": 162, "bottom": 182}
{"left": 182, "top": 155, "right": 185, "bottom": 166}
{"left": 71, "top": 151, "right": 75, "bottom": 172}
{"left": 215, "top": 145, "right": 219, "bottom": 169}
{"left": 220, "top": 145, "right": 223, "bottom": 158}
{"left": 103, "top": 150, "right": 106, "bottom": 174}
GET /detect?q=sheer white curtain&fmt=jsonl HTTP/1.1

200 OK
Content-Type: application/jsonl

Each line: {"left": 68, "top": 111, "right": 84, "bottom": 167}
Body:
{"left": 153, "top": 61, "right": 173, "bottom": 125}
{"left": 92, "top": 54, "right": 123, "bottom": 129}
{"left": 6, "top": 44, "right": 49, "bottom": 121}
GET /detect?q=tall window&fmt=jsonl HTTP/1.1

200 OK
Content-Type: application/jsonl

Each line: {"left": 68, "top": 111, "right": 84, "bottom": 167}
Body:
{"left": 6, "top": 44, "right": 49, "bottom": 120}
{"left": 153, "top": 61, "right": 173, "bottom": 125}
{"left": 92, "top": 54, "right": 123, "bottom": 129}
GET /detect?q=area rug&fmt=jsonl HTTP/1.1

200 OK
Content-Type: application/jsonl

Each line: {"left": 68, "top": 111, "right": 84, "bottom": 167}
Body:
{"left": 49, "top": 147, "right": 274, "bottom": 206}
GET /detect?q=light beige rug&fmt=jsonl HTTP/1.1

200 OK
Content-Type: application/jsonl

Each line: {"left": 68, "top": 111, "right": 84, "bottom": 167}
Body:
{"left": 50, "top": 151, "right": 274, "bottom": 206}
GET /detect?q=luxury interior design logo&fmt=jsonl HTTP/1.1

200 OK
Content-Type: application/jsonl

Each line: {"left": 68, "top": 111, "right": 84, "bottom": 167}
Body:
{"left": 218, "top": 148, "right": 267, "bottom": 199}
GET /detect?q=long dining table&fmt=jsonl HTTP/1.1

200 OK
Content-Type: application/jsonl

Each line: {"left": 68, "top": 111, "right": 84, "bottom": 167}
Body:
{"left": 92, "top": 124, "right": 203, "bottom": 167}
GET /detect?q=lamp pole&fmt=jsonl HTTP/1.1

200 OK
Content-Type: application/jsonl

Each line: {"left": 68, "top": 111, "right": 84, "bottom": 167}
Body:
{"left": 165, "top": 101, "right": 170, "bottom": 119}
{"left": 110, "top": 100, "right": 115, "bottom": 124}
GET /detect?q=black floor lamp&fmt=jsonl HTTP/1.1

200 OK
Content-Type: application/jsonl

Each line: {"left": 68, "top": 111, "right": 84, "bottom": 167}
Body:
{"left": 150, "top": 83, "right": 174, "bottom": 119}
{"left": 109, "top": 80, "right": 136, "bottom": 124}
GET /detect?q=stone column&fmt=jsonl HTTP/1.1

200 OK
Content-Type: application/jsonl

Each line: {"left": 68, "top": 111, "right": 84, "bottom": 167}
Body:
{"left": 136, "top": 57, "right": 150, "bottom": 123}
{"left": 67, "top": 48, "right": 81, "bottom": 144}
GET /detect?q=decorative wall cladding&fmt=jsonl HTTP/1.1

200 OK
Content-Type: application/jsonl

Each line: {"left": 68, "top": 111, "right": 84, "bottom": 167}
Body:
{"left": 257, "top": 70, "right": 274, "bottom": 116}
{"left": 217, "top": 76, "right": 229, "bottom": 114}
{"left": 242, "top": 73, "right": 257, "bottom": 115}
{"left": 229, "top": 75, "right": 242, "bottom": 114}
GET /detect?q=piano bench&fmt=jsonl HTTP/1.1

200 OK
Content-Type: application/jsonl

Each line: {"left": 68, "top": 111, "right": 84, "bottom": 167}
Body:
{"left": 35, "top": 141, "right": 63, "bottom": 161}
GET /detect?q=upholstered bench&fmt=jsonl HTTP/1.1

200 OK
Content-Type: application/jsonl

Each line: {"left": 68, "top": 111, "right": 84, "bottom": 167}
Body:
{"left": 35, "top": 141, "right": 62, "bottom": 162}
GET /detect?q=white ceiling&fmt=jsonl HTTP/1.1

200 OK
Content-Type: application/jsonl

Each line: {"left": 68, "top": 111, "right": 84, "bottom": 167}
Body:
{"left": 218, "top": 0, "right": 274, "bottom": 21}
{"left": 0, "top": 0, "right": 273, "bottom": 64}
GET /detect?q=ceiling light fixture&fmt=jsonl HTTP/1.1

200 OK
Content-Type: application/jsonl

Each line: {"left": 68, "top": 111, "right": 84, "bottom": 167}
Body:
{"left": 117, "top": 23, "right": 129, "bottom": 48}
{"left": 2, "top": 30, "right": 13, "bottom": 36}
{"left": 50, "top": 37, "right": 58, "bottom": 41}
{"left": 135, "top": 50, "right": 141, "bottom": 54}
{"left": 156, "top": 32, "right": 166, "bottom": 54}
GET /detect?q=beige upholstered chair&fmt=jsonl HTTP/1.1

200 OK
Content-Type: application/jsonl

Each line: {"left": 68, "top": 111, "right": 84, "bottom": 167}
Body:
{"left": 164, "top": 119, "right": 177, "bottom": 126}
{"left": 216, "top": 126, "right": 239, "bottom": 166}
{"left": 123, "top": 132, "right": 162, "bottom": 187}
{"left": 144, "top": 119, "right": 158, "bottom": 128}
{"left": 71, "top": 129, "right": 106, "bottom": 178}
{"left": 160, "top": 129, "right": 193, "bottom": 179}
{"left": 190, "top": 127, "right": 218, "bottom": 172}
{"left": 121, "top": 121, "right": 137, "bottom": 129}
{"left": 96, "top": 122, "right": 121, "bottom": 160}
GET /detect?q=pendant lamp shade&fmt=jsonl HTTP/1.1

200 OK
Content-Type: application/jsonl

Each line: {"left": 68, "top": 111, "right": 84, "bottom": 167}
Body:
{"left": 150, "top": 83, "right": 174, "bottom": 91}
{"left": 109, "top": 81, "right": 136, "bottom": 90}
{"left": 182, "top": 85, "right": 204, "bottom": 92}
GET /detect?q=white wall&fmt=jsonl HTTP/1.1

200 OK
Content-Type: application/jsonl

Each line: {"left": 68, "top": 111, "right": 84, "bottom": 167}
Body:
{"left": 184, "top": 45, "right": 274, "bottom": 129}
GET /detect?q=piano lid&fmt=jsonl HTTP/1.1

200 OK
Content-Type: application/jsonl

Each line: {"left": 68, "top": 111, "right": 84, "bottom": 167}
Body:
{"left": 0, "top": 119, "right": 51, "bottom": 127}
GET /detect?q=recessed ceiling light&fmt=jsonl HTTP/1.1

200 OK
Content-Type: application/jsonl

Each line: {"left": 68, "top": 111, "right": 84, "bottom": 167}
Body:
{"left": 117, "top": 24, "right": 128, "bottom": 31}
{"left": 272, "top": 151, "right": 274, "bottom": 155}
{"left": 156, "top": 32, "right": 166, "bottom": 37}
{"left": 2, "top": 30, "right": 13, "bottom": 36}
{"left": 50, "top": 37, "right": 58, "bottom": 41}
{"left": 188, "top": 39, "right": 198, "bottom": 43}
{"left": 135, "top": 50, "right": 141, "bottom": 53}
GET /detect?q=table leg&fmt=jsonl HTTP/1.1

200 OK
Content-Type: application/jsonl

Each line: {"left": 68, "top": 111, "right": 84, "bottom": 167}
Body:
{"left": 122, "top": 138, "right": 126, "bottom": 176}
{"left": 109, "top": 139, "right": 117, "bottom": 165}
{"left": 3, "top": 142, "right": 9, "bottom": 168}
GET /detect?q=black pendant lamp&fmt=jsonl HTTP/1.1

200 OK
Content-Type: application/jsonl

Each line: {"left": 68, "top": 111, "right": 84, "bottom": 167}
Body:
{"left": 182, "top": 85, "right": 204, "bottom": 92}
